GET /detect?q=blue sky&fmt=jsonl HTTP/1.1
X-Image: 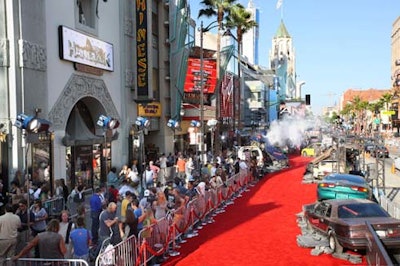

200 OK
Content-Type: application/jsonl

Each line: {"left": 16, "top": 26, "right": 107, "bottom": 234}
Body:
{"left": 189, "top": 0, "right": 400, "bottom": 114}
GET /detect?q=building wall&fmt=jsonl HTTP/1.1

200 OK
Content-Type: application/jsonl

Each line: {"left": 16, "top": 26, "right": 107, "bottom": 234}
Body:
{"left": 0, "top": 0, "right": 177, "bottom": 187}
{"left": 392, "top": 16, "right": 400, "bottom": 82}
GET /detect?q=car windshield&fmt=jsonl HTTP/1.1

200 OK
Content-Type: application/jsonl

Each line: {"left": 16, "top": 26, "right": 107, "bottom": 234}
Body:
{"left": 324, "top": 174, "right": 365, "bottom": 185}
{"left": 338, "top": 203, "right": 390, "bottom": 218}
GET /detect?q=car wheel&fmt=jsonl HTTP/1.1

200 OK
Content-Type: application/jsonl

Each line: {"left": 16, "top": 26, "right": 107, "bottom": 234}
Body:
{"left": 302, "top": 151, "right": 307, "bottom": 157}
{"left": 329, "top": 231, "right": 343, "bottom": 254}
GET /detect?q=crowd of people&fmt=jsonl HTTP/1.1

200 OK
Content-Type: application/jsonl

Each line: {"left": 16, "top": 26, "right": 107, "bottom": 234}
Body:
{"left": 0, "top": 149, "right": 257, "bottom": 264}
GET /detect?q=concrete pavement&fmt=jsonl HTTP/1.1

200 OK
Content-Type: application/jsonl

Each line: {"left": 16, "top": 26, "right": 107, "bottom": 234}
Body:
{"left": 367, "top": 138, "right": 400, "bottom": 205}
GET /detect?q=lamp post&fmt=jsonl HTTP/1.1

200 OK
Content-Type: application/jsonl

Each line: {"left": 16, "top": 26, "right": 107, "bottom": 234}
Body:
{"left": 97, "top": 115, "right": 120, "bottom": 184}
{"left": 14, "top": 113, "right": 51, "bottom": 227}
{"left": 199, "top": 21, "right": 219, "bottom": 159}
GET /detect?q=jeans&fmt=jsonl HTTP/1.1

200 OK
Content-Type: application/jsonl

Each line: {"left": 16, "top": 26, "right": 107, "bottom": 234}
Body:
{"left": 91, "top": 211, "right": 101, "bottom": 244}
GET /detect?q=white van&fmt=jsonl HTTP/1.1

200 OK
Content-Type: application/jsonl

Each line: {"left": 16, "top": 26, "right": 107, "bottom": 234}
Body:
{"left": 237, "top": 146, "right": 264, "bottom": 168}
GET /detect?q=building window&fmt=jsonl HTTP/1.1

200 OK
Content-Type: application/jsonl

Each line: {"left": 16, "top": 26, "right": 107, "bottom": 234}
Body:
{"left": 76, "top": 0, "right": 97, "bottom": 34}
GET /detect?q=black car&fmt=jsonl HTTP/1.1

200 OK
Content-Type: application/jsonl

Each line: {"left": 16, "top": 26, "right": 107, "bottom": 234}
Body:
{"left": 371, "top": 145, "right": 389, "bottom": 158}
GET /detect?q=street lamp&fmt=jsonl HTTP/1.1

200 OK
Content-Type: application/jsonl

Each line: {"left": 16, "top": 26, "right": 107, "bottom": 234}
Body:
{"left": 199, "top": 20, "right": 219, "bottom": 164}
{"left": 97, "top": 115, "right": 120, "bottom": 184}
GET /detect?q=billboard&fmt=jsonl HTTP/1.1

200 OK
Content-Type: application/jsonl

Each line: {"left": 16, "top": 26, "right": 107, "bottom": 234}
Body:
{"left": 184, "top": 57, "right": 217, "bottom": 93}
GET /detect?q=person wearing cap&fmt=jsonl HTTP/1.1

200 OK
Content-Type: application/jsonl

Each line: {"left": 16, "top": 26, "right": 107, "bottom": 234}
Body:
{"left": 139, "top": 189, "right": 151, "bottom": 210}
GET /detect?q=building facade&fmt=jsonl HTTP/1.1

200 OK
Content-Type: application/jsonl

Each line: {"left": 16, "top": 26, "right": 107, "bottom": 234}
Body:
{"left": 0, "top": 0, "right": 187, "bottom": 192}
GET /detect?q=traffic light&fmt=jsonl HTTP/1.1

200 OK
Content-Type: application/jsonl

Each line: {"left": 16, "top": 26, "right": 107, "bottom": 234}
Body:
{"left": 305, "top": 94, "right": 311, "bottom": 105}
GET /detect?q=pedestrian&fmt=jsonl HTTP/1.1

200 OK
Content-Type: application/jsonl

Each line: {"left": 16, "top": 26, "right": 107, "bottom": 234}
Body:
{"left": 118, "top": 179, "right": 137, "bottom": 198}
{"left": 69, "top": 216, "right": 92, "bottom": 261}
{"left": 149, "top": 161, "right": 160, "bottom": 185}
{"left": 30, "top": 199, "right": 48, "bottom": 257}
{"left": 89, "top": 187, "right": 103, "bottom": 246}
{"left": 99, "top": 202, "right": 121, "bottom": 246}
{"left": 0, "top": 204, "right": 21, "bottom": 260}
{"left": 119, "top": 191, "right": 134, "bottom": 238}
{"left": 13, "top": 219, "right": 66, "bottom": 260}
{"left": 15, "top": 199, "right": 34, "bottom": 254}
{"left": 158, "top": 153, "right": 169, "bottom": 185}
{"left": 125, "top": 201, "right": 139, "bottom": 238}
{"left": 185, "top": 157, "right": 194, "bottom": 185}
{"left": 58, "top": 210, "right": 74, "bottom": 258}
{"left": 153, "top": 191, "right": 168, "bottom": 220}
{"left": 175, "top": 155, "right": 186, "bottom": 183}
{"left": 108, "top": 167, "right": 120, "bottom": 187}
{"left": 142, "top": 165, "right": 154, "bottom": 189}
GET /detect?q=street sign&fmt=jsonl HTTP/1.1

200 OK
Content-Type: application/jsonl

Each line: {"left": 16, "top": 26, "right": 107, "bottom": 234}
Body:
{"left": 382, "top": 110, "right": 395, "bottom": 115}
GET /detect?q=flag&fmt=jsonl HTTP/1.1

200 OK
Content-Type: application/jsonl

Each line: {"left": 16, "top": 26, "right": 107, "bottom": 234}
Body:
{"left": 276, "top": 0, "right": 283, "bottom": 9}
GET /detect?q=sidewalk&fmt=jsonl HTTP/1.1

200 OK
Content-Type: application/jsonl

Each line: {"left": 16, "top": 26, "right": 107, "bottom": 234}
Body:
{"left": 365, "top": 142, "right": 400, "bottom": 205}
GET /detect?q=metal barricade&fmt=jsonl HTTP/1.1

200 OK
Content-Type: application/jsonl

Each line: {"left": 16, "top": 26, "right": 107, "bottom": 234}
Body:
{"left": 5, "top": 258, "right": 89, "bottom": 266}
{"left": 95, "top": 235, "right": 138, "bottom": 266}
{"left": 93, "top": 173, "right": 255, "bottom": 266}
{"left": 43, "top": 197, "right": 65, "bottom": 219}
{"left": 136, "top": 216, "right": 171, "bottom": 266}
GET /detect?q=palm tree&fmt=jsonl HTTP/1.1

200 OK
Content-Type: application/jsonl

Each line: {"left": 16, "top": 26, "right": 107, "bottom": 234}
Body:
{"left": 198, "top": 0, "right": 238, "bottom": 153}
{"left": 224, "top": 4, "right": 257, "bottom": 145}
{"left": 225, "top": 4, "right": 258, "bottom": 55}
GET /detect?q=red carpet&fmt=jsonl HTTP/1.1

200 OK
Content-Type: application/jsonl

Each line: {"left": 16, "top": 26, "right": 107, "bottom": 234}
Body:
{"left": 163, "top": 155, "right": 366, "bottom": 266}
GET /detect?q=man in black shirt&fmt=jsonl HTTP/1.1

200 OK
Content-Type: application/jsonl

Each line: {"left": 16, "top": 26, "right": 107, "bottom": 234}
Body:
{"left": 15, "top": 199, "right": 34, "bottom": 254}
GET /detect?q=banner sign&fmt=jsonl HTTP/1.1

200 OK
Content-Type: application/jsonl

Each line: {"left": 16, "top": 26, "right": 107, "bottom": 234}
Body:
{"left": 220, "top": 72, "right": 235, "bottom": 119}
{"left": 138, "top": 102, "right": 162, "bottom": 117}
{"left": 136, "top": 0, "right": 149, "bottom": 97}
{"left": 58, "top": 26, "right": 114, "bottom": 71}
{"left": 184, "top": 57, "right": 217, "bottom": 93}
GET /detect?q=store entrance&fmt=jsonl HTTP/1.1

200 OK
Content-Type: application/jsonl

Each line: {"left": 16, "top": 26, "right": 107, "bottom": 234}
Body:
{"left": 63, "top": 100, "right": 107, "bottom": 190}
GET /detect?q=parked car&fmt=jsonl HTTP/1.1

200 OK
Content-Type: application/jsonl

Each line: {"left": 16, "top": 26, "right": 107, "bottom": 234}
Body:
{"left": 317, "top": 173, "right": 371, "bottom": 201}
{"left": 312, "top": 159, "right": 337, "bottom": 179}
{"left": 370, "top": 145, "right": 389, "bottom": 158}
{"left": 302, "top": 199, "right": 400, "bottom": 253}
{"left": 301, "top": 142, "right": 322, "bottom": 157}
